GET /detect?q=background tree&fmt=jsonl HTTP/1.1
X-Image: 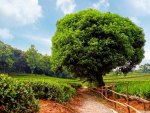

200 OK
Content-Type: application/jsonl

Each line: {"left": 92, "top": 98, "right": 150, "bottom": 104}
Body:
{"left": 39, "top": 55, "right": 52, "bottom": 75}
{"left": 139, "top": 63, "right": 150, "bottom": 73}
{"left": 25, "top": 45, "right": 39, "bottom": 74}
{"left": 35, "top": 54, "right": 52, "bottom": 75}
{"left": 0, "top": 41, "right": 14, "bottom": 73}
{"left": 0, "top": 41, "right": 57, "bottom": 76}
{"left": 51, "top": 9, "right": 145, "bottom": 86}
{"left": 13, "top": 51, "right": 28, "bottom": 73}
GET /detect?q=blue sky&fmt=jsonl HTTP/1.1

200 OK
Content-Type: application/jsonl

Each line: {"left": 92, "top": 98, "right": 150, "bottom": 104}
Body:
{"left": 0, "top": 0, "right": 150, "bottom": 64}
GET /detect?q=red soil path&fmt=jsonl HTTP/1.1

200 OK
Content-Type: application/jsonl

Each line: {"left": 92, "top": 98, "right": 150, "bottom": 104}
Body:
{"left": 39, "top": 88, "right": 150, "bottom": 113}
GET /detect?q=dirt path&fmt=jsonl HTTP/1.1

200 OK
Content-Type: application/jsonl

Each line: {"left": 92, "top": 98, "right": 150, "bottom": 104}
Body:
{"left": 75, "top": 88, "right": 113, "bottom": 113}
{"left": 39, "top": 88, "right": 114, "bottom": 113}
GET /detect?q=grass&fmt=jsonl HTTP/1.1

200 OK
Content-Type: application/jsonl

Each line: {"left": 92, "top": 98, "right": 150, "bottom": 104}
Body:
{"left": 104, "top": 73, "right": 150, "bottom": 82}
{"left": 12, "top": 74, "right": 82, "bottom": 88}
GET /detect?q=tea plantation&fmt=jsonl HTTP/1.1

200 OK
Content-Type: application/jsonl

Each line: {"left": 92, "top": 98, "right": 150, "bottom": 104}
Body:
{"left": 104, "top": 73, "right": 150, "bottom": 99}
{"left": 13, "top": 74, "right": 82, "bottom": 102}
{"left": 0, "top": 74, "right": 82, "bottom": 113}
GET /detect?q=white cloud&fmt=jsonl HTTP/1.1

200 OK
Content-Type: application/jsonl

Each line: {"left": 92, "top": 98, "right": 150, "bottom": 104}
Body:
{"left": 145, "top": 51, "right": 150, "bottom": 61}
{"left": 25, "top": 35, "right": 51, "bottom": 46}
{"left": 140, "top": 30, "right": 150, "bottom": 64}
{"left": 127, "top": 0, "right": 150, "bottom": 15}
{"left": 144, "top": 30, "right": 150, "bottom": 50}
{"left": 56, "top": 0, "right": 76, "bottom": 14}
{"left": 0, "top": 0, "right": 42, "bottom": 24}
{"left": 92, "top": 0, "right": 110, "bottom": 10}
{"left": 25, "top": 35, "right": 52, "bottom": 55}
{"left": 129, "top": 17, "right": 141, "bottom": 25}
{"left": 141, "top": 50, "right": 150, "bottom": 64}
{"left": 0, "top": 28, "right": 13, "bottom": 40}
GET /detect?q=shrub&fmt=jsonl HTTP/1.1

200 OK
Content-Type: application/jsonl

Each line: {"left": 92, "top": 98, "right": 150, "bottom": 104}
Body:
{"left": 67, "top": 82, "right": 82, "bottom": 89}
{"left": 28, "top": 80, "right": 76, "bottom": 103}
{"left": 61, "top": 84, "right": 76, "bottom": 102}
{"left": 0, "top": 74, "right": 39, "bottom": 113}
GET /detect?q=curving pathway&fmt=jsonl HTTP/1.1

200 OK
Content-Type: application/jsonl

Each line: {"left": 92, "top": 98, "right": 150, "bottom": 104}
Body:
{"left": 76, "top": 88, "right": 114, "bottom": 113}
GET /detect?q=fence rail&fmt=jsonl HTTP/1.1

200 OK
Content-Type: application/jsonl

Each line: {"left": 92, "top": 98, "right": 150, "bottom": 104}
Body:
{"left": 91, "top": 82, "right": 150, "bottom": 113}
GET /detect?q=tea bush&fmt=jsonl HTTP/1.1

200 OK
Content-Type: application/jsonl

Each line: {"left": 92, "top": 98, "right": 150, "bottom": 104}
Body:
{"left": 0, "top": 74, "right": 39, "bottom": 113}
{"left": 28, "top": 81, "right": 76, "bottom": 103}
{"left": 14, "top": 75, "right": 82, "bottom": 102}
{"left": 67, "top": 82, "right": 82, "bottom": 89}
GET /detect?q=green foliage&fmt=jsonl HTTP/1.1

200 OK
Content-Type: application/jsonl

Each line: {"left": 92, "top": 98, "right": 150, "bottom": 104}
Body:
{"left": 37, "top": 55, "right": 53, "bottom": 75}
{"left": 67, "top": 81, "right": 82, "bottom": 89}
{"left": 12, "top": 49, "right": 28, "bottom": 73}
{"left": 104, "top": 73, "right": 150, "bottom": 82}
{"left": 115, "top": 81, "right": 150, "bottom": 99}
{"left": 104, "top": 73, "right": 150, "bottom": 99}
{"left": 28, "top": 81, "right": 75, "bottom": 103}
{"left": 139, "top": 63, "right": 150, "bottom": 73}
{"left": 0, "top": 41, "right": 72, "bottom": 78}
{"left": 14, "top": 74, "right": 82, "bottom": 102}
{"left": 51, "top": 9, "right": 145, "bottom": 86}
{"left": 0, "top": 41, "right": 14, "bottom": 73}
{"left": 25, "top": 45, "right": 39, "bottom": 74}
{"left": 0, "top": 74, "right": 39, "bottom": 113}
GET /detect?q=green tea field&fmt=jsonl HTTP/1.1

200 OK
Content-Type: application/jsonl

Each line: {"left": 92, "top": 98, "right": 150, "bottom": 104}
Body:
{"left": 104, "top": 73, "right": 150, "bottom": 99}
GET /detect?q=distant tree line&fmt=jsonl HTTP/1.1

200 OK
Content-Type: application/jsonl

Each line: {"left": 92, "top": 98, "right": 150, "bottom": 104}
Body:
{"left": 139, "top": 63, "right": 150, "bottom": 73}
{"left": 0, "top": 41, "right": 70, "bottom": 78}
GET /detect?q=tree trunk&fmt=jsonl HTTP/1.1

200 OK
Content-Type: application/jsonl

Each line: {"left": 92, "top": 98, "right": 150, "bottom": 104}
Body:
{"left": 96, "top": 75, "right": 105, "bottom": 87}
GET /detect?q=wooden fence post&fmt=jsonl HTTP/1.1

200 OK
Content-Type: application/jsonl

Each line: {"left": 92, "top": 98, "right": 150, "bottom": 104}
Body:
{"left": 126, "top": 82, "right": 130, "bottom": 113}
{"left": 112, "top": 84, "right": 116, "bottom": 109}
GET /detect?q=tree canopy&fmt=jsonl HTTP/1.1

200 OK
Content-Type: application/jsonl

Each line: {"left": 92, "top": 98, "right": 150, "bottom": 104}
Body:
{"left": 0, "top": 41, "right": 14, "bottom": 73}
{"left": 0, "top": 41, "right": 54, "bottom": 76}
{"left": 51, "top": 9, "right": 145, "bottom": 86}
{"left": 25, "top": 45, "right": 39, "bottom": 74}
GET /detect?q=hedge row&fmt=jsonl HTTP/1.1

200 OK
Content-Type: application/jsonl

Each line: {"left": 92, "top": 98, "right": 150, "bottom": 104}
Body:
{"left": 0, "top": 74, "right": 82, "bottom": 112}
{"left": 0, "top": 74, "right": 39, "bottom": 113}
{"left": 28, "top": 81, "right": 76, "bottom": 103}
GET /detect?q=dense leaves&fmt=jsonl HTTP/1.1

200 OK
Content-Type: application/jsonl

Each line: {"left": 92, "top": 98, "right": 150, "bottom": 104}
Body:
{"left": 0, "top": 41, "right": 14, "bottom": 73}
{"left": 25, "top": 45, "right": 40, "bottom": 74}
{"left": 0, "top": 74, "right": 39, "bottom": 113}
{"left": 29, "top": 81, "right": 75, "bottom": 102}
{"left": 0, "top": 41, "right": 71, "bottom": 78}
{"left": 52, "top": 9, "right": 145, "bottom": 86}
{"left": 14, "top": 75, "right": 82, "bottom": 102}
{"left": 0, "top": 42, "right": 51, "bottom": 75}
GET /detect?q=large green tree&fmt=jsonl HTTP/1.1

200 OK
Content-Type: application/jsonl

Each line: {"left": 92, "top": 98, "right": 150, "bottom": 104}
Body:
{"left": 51, "top": 9, "right": 145, "bottom": 86}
